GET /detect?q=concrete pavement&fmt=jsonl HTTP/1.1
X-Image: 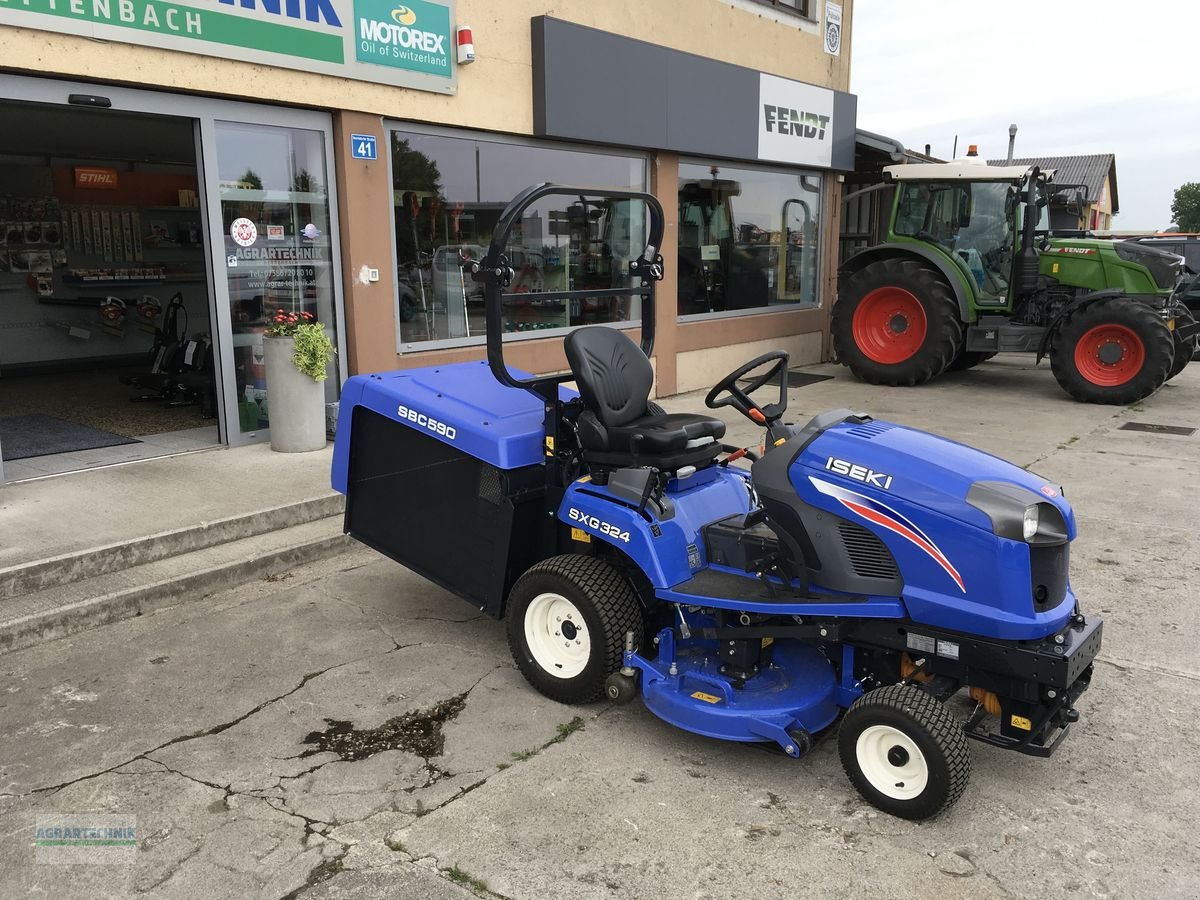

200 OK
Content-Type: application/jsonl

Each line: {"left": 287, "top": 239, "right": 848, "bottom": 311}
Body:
{"left": 2, "top": 355, "right": 1200, "bottom": 899}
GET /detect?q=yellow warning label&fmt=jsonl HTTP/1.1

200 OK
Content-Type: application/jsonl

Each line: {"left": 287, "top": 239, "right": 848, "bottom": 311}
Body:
{"left": 690, "top": 691, "right": 722, "bottom": 704}
{"left": 1011, "top": 714, "right": 1033, "bottom": 731}
{"left": 1052, "top": 262, "right": 1060, "bottom": 274}
{"left": 570, "top": 528, "right": 592, "bottom": 543}
{"left": 761, "top": 637, "right": 775, "bottom": 649}
{"left": 1168, "top": 318, "right": 1176, "bottom": 331}
{"left": 545, "top": 436, "right": 555, "bottom": 456}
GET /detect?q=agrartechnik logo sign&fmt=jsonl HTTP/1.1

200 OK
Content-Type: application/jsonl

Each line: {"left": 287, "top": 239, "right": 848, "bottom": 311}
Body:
{"left": 354, "top": 0, "right": 451, "bottom": 76}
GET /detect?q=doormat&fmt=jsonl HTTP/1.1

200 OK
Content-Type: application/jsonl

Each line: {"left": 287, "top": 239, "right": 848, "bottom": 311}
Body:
{"left": 786, "top": 371, "right": 835, "bottom": 388}
{"left": 738, "top": 372, "right": 835, "bottom": 390}
{"left": 0, "top": 415, "right": 140, "bottom": 461}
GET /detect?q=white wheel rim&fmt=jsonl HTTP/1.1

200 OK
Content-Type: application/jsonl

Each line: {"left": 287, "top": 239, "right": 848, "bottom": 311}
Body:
{"left": 855, "top": 725, "right": 929, "bottom": 801}
{"left": 524, "top": 592, "right": 590, "bottom": 679}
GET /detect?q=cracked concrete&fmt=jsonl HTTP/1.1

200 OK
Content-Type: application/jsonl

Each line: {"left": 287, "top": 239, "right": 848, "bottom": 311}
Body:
{"left": 2, "top": 358, "right": 1199, "bottom": 898}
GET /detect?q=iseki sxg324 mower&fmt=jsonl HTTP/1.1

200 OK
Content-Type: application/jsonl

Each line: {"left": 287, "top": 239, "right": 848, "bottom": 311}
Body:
{"left": 332, "top": 185, "right": 1101, "bottom": 819}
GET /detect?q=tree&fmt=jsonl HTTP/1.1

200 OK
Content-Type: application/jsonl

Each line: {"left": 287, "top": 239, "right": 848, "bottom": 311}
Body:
{"left": 1171, "top": 183, "right": 1200, "bottom": 232}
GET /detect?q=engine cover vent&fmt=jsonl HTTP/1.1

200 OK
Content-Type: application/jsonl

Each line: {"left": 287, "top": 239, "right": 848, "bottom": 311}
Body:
{"left": 837, "top": 521, "right": 900, "bottom": 580}
{"left": 845, "top": 421, "right": 895, "bottom": 439}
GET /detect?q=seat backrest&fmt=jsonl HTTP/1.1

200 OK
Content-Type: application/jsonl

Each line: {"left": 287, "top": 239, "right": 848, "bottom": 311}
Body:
{"left": 564, "top": 327, "right": 653, "bottom": 427}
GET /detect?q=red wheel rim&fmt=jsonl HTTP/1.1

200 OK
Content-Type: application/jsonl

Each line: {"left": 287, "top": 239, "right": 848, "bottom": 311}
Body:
{"left": 1074, "top": 324, "right": 1145, "bottom": 386}
{"left": 852, "top": 287, "right": 928, "bottom": 364}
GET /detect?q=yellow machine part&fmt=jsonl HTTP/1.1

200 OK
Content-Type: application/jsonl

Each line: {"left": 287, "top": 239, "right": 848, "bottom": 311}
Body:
{"left": 969, "top": 686, "right": 1003, "bottom": 716}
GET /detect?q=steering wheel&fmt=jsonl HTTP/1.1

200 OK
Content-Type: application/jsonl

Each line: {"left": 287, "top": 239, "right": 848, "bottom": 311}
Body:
{"left": 705, "top": 351, "right": 789, "bottom": 424}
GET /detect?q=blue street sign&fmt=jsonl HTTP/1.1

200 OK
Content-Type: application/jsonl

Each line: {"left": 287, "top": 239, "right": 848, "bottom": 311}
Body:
{"left": 350, "top": 134, "right": 378, "bottom": 161}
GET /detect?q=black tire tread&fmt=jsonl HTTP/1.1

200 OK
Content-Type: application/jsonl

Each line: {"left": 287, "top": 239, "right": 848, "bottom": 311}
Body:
{"left": 838, "top": 683, "right": 971, "bottom": 820}
{"left": 1168, "top": 305, "right": 1196, "bottom": 381}
{"left": 833, "top": 257, "right": 964, "bottom": 386}
{"left": 1049, "top": 297, "right": 1175, "bottom": 404}
{"left": 946, "top": 348, "right": 997, "bottom": 372}
{"left": 506, "top": 554, "right": 642, "bottom": 704}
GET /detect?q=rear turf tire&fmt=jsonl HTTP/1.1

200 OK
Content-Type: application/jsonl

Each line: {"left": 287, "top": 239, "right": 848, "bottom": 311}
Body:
{"left": 1049, "top": 297, "right": 1174, "bottom": 404}
{"left": 838, "top": 683, "right": 970, "bottom": 820}
{"left": 506, "top": 555, "right": 642, "bottom": 704}
{"left": 1167, "top": 305, "right": 1196, "bottom": 381}
{"left": 833, "top": 258, "right": 964, "bottom": 386}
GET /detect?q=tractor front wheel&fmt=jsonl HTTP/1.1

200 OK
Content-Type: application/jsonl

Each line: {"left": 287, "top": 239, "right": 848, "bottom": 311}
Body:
{"left": 833, "top": 258, "right": 963, "bottom": 386}
{"left": 1167, "top": 305, "right": 1196, "bottom": 381}
{"left": 506, "top": 555, "right": 643, "bottom": 704}
{"left": 1050, "top": 298, "right": 1175, "bottom": 404}
{"left": 838, "top": 684, "right": 971, "bottom": 820}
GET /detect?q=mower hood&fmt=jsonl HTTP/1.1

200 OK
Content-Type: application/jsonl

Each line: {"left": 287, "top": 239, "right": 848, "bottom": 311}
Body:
{"left": 795, "top": 419, "right": 1075, "bottom": 539}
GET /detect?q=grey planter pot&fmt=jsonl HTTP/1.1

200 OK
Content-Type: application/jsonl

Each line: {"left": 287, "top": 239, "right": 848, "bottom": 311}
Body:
{"left": 264, "top": 336, "right": 327, "bottom": 452}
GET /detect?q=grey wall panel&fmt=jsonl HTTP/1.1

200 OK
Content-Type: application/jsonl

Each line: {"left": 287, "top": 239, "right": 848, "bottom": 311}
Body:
{"left": 532, "top": 17, "right": 669, "bottom": 151}
{"left": 533, "top": 16, "right": 857, "bottom": 171}
{"left": 831, "top": 91, "right": 858, "bottom": 171}
{"left": 664, "top": 53, "right": 759, "bottom": 161}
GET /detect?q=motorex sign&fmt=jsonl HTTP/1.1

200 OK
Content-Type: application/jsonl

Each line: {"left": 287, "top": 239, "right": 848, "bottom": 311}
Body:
{"left": 354, "top": 0, "right": 450, "bottom": 76}
{"left": 0, "top": 0, "right": 457, "bottom": 94}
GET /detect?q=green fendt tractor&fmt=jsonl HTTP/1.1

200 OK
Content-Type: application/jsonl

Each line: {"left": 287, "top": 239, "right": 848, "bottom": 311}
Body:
{"left": 834, "top": 162, "right": 1197, "bottom": 403}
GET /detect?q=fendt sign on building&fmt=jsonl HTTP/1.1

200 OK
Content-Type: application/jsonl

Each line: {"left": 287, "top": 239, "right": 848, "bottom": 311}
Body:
{"left": 0, "top": 0, "right": 457, "bottom": 93}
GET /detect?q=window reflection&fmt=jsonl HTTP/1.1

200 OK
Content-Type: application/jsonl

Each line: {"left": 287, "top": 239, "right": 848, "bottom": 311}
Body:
{"left": 677, "top": 162, "right": 822, "bottom": 316}
{"left": 390, "top": 131, "right": 646, "bottom": 346}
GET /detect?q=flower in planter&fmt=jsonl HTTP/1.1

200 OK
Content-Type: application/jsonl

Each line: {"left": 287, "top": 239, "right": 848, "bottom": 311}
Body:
{"left": 265, "top": 309, "right": 315, "bottom": 337}
{"left": 265, "top": 310, "right": 335, "bottom": 381}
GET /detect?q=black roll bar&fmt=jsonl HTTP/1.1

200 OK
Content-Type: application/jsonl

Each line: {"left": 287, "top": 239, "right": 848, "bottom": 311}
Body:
{"left": 465, "top": 183, "right": 665, "bottom": 394}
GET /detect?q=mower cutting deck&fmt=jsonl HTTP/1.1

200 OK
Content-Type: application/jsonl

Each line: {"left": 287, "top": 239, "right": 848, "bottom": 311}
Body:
{"left": 332, "top": 184, "right": 1101, "bottom": 820}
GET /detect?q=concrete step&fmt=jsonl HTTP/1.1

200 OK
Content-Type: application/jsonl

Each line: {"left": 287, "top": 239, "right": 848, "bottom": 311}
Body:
{"left": 0, "top": 493, "right": 345, "bottom": 600}
{"left": 0, "top": 515, "right": 353, "bottom": 655}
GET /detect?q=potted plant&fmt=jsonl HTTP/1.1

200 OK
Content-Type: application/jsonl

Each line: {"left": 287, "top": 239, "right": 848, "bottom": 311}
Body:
{"left": 262, "top": 309, "right": 336, "bottom": 452}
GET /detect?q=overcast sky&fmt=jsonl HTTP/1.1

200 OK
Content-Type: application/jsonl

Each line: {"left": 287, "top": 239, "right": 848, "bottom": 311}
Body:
{"left": 849, "top": 1, "right": 1200, "bottom": 230}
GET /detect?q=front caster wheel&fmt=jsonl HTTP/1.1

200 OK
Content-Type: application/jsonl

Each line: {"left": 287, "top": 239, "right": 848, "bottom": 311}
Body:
{"left": 837, "top": 683, "right": 970, "bottom": 820}
{"left": 604, "top": 672, "right": 638, "bottom": 704}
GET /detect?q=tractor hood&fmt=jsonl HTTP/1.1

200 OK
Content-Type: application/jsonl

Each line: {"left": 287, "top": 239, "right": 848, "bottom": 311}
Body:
{"left": 792, "top": 418, "right": 1075, "bottom": 540}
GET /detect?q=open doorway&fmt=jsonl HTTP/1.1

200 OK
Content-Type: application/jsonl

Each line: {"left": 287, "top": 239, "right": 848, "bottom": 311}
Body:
{"left": 0, "top": 99, "right": 218, "bottom": 481}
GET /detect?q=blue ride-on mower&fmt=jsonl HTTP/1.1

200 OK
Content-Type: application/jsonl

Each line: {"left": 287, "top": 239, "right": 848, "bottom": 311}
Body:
{"left": 331, "top": 185, "right": 1101, "bottom": 819}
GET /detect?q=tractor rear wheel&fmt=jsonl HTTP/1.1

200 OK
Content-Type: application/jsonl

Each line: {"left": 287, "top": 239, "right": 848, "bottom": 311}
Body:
{"left": 1050, "top": 297, "right": 1175, "bottom": 404}
{"left": 838, "top": 683, "right": 970, "bottom": 820}
{"left": 834, "top": 258, "right": 964, "bottom": 386}
{"left": 1167, "top": 305, "right": 1196, "bottom": 381}
{"left": 506, "top": 555, "right": 643, "bottom": 704}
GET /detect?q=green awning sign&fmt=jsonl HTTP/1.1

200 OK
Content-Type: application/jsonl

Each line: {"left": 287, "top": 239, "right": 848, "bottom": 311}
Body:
{"left": 0, "top": 0, "right": 457, "bottom": 93}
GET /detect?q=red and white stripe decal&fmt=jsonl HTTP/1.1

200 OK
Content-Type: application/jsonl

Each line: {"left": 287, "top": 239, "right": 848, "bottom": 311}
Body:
{"left": 811, "top": 477, "right": 965, "bottom": 592}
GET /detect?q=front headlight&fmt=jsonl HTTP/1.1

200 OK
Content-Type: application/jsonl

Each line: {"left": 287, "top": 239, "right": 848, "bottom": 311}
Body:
{"left": 968, "top": 481, "right": 1070, "bottom": 545}
{"left": 1022, "top": 506, "right": 1040, "bottom": 541}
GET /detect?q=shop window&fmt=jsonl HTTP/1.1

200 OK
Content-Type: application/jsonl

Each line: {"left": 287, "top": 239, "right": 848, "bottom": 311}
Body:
{"left": 677, "top": 162, "right": 822, "bottom": 317}
{"left": 750, "top": 0, "right": 811, "bottom": 18}
{"left": 389, "top": 129, "right": 646, "bottom": 349}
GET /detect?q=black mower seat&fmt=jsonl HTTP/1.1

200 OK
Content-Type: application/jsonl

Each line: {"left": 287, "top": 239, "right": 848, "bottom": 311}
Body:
{"left": 565, "top": 326, "right": 725, "bottom": 471}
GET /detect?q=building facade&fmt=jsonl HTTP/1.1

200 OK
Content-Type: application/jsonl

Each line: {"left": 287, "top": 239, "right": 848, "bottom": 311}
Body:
{"left": 0, "top": 0, "right": 856, "bottom": 479}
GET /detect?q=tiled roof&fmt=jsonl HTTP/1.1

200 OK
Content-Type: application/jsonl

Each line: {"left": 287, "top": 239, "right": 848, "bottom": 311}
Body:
{"left": 986, "top": 154, "right": 1118, "bottom": 213}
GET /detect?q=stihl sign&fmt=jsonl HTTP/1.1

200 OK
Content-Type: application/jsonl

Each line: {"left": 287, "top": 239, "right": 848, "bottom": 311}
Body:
{"left": 74, "top": 167, "right": 120, "bottom": 189}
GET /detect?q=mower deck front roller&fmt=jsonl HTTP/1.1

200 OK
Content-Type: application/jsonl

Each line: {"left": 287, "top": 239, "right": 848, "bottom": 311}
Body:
{"left": 506, "top": 555, "right": 643, "bottom": 704}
